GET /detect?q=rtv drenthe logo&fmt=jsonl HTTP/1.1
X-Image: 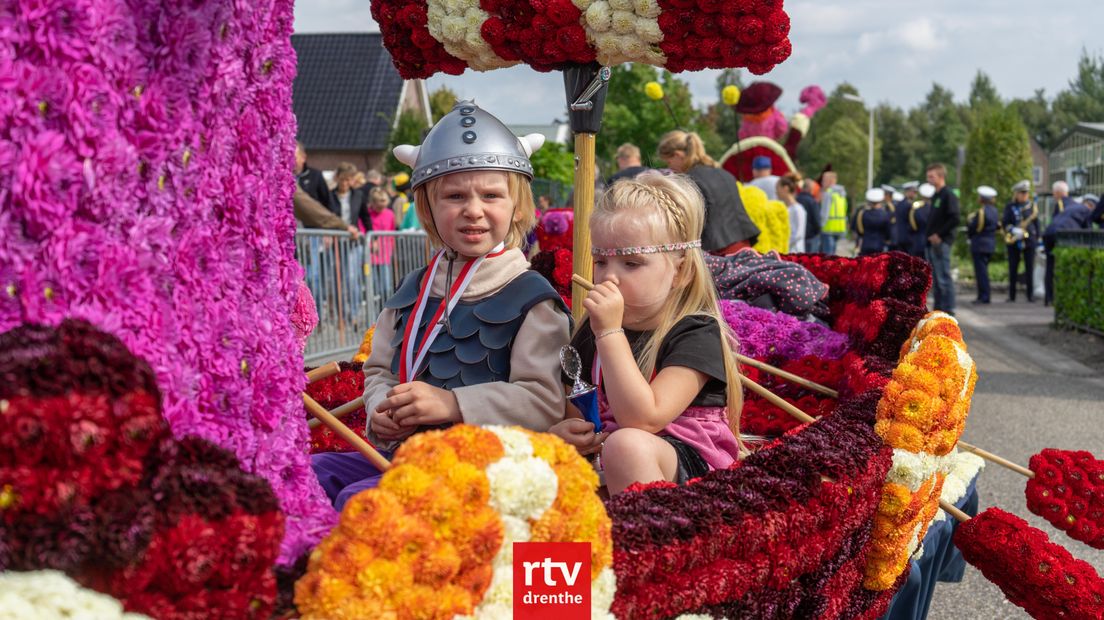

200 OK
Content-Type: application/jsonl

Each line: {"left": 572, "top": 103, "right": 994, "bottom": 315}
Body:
{"left": 513, "top": 542, "right": 591, "bottom": 619}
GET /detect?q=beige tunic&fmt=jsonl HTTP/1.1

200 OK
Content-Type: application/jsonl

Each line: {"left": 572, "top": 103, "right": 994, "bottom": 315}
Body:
{"left": 363, "top": 249, "right": 570, "bottom": 450}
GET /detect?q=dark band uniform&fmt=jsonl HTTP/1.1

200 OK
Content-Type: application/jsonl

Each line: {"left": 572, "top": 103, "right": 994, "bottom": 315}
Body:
{"left": 853, "top": 190, "right": 893, "bottom": 256}
{"left": 1042, "top": 201, "right": 1092, "bottom": 305}
{"left": 967, "top": 187, "right": 1000, "bottom": 304}
{"left": 1002, "top": 198, "right": 1040, "bottom": 302}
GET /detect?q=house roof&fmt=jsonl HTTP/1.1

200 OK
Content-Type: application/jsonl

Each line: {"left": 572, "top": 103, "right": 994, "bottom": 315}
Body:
{"left": 1053, "top": 122, "right": 1104, "bottom": 151}
{"left": 291, "top": 33, "right": 404, "bottom": 151}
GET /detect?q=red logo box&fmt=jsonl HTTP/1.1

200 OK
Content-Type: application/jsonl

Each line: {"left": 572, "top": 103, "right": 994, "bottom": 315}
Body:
{"left": 513, "top": 541, "right": 591, "bottom": 620}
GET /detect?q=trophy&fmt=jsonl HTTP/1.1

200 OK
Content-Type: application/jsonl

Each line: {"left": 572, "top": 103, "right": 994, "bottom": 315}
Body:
{"left": 560, "top": 345, "right": 601, "bottom": 433}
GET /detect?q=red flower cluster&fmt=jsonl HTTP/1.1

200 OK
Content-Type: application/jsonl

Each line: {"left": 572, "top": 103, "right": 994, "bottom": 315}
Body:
{"left": 0, "top": 320, "right": 284, "bottom": 619}
{"left": 371, "top": 0, "right": 468, "bottom": 78}
{"left": 530, "top": 248, "right": 574, "bottom": 308}
{"left": 657, "top": 0, "right": 792, "bottom": 74}
{"left": 481, "top": 0, "right": 594, "bottom": 72}
{"left": 305, "top": 362, "right": 368, "bottom": 453}
{"left": 834, "top": 299, "right": 928, "bottom": 362}
{"left": 740, "top": 356, "right": 843, "bottom": 436}
{"left": 608, "top": 390, "right": 893, "bottom": 618}
{"left": 1027, "top": 449, "right": 1104, "bottom": 549}
{"left": 784, "top": 252, "right": 930, "bottom": 310}
{"left": 954, "top": 507, "right": 1104, "bottom": 619}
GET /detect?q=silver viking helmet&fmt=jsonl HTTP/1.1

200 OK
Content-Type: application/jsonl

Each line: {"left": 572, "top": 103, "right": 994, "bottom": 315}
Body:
{"left": 393, "top": 100, "right": 546, "bottom": 191}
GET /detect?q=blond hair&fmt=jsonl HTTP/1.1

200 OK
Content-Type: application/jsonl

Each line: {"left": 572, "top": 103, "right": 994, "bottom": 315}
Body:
{"left": 589, "top": 172, "right": 744, "bottom": 441}
{"left": 657, "top": 130, "right": 718, "bottom": 169}
{"left": 411, "top": 171, "right": 537, "bottom": 251}
{"left": 335, "top": 161, "right": 358, "bottom": 180}
{"left": 368, "top": 187, "right": 389, "bottom": 204}
{"left": 616, "top": 143, "right": 641, "bottom": 161}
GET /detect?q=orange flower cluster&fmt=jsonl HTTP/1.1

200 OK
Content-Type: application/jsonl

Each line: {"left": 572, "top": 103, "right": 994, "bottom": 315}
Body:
{"left": 294, "top": 426, "right": 506, "bottom": 619}
{"left": 294, "top": 426, "right": 613, "bottom": 619}
{"left": 864, "top": 312, "right": 979, "bottom": 591}
{"left": 352, "top": 325, "right": 375, "bottom": 363}
{"left": 864, "top": 474, "right": 947, "bottom": 590}
{"left": 877, "top": 335, "right": 977, "bottom": 456}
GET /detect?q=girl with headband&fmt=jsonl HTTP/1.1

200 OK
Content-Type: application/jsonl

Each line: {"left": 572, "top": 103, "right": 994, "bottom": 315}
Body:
{"left": 311, "top": 102, "right": 571, "bottom": 510}
{"left": 551, "top": 173, "right": 744, "bottom": 495}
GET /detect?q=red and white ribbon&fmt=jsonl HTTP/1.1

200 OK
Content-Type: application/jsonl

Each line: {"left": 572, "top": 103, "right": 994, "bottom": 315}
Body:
{"left": 399, "top": 243, "right": 506, "bottom": 383}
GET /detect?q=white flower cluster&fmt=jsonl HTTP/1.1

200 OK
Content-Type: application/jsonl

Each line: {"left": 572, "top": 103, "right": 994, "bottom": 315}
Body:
{"left": 455, "top": 427, "right": 616, "bottom": 620}
{"left": 933, "top": 450, "right": 985, "bottom": 523}
{"left": 0, "top": 570, "right": 151, "bottom": 620}
{"left": 574, "top": 0, "right": 665, "bottom": 66}
{"left": 425, "top": 0, "right": 515, "bottom": 71}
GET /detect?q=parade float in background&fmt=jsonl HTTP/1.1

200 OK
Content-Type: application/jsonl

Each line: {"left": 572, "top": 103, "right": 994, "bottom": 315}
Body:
{"left": 3, "top": 0, "right": 1104, "bottom": 619}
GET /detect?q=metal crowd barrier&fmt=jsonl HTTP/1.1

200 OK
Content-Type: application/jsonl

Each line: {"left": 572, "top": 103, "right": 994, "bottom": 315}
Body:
{"left": 295, "top": 229, "right": 432, "bottom": 364}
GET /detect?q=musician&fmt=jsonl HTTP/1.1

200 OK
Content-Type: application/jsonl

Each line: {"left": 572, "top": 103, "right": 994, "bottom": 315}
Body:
{"left": 1002, "top": 180, "right": 1040, "bottom": 302}
{"left": 967, "top": 186, "right": 1000, "bottom": 304}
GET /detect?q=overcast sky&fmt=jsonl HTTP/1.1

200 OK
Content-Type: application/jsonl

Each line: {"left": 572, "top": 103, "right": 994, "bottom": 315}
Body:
{"left": 293, "top": 0, "right": 1104, "bottom": 123}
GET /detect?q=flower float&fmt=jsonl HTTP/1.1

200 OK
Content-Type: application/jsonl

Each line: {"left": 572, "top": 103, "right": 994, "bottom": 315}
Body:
{"left": 305, "top": 362, "right": 369, "bottom": 453}
{"left": 371, "top": 0, "right": 792, "bottom": 78}
{"left": 738, "top": 183, "right": 792, "bottom": 254}
{"left": 721, "top": 300, "right": 850, "bottom": 364}
{"left": 0, "top": 0, "right": 334, "bottom": 563}
{"left": 864, "top": 313, "right": 978, "bottom": 590}
{"left": 0, "top": 320, "right": 285, "bottom": 619}
{"left": 0, "top": 570, "right": 150, "bottom": 620}
{"left": 720, "top": 81, "right": 825, "bottom": 182}
{"left": 954, "top": 508, "right": 1104, "bottom": 619}
{"left": 295, "top": 425, "right": 615, "bottom": 619}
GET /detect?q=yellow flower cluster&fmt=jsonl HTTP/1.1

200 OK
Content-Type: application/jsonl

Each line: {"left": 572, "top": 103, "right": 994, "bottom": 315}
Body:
{"left": 351, "top": 325, "right": 375, "bottom": 364}
{"left": 295, "top": 425, "right": 614, "bottom": 620}
{"left": 865, "top": 312, "right": 978, "bottom": 591}
{"left": 739, "top": 183, "right": 790, "bottom": 253}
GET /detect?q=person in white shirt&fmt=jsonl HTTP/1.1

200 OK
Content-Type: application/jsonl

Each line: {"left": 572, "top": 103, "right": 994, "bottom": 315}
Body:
{"left": 777, "top": 174, "right": 806, "bottom": 253}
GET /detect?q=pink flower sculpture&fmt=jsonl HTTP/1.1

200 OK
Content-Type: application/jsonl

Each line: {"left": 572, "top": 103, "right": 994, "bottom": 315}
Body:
{"left": 0, "top": 0, "right": 337, "bottom": 563}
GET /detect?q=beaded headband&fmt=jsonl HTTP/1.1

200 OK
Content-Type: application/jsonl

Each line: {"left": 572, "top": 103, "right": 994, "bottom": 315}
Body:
{"left": 591, "top": 240, "right": 702, "bottom": 257}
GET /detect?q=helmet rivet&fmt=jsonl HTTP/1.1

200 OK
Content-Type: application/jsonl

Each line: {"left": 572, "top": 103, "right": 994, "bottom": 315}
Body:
{"left": 462, "top": 131, "right": 477, "bottom": 143}
{"left": 461, "top": 116, "right": 475, "bottom": 127}
{"left": 468, "top": 156, "right": 478, "bottom": 164}
{"left": 459, "top": 106, "right": 475, "bottom": 115}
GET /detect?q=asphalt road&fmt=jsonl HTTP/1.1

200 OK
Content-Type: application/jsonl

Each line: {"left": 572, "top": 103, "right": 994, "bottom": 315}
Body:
{"left": 926, "top": 296, "right": 1104, "bottom": 619}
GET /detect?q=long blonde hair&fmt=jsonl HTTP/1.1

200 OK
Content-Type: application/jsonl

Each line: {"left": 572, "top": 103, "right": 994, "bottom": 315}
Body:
{"left": 412, "top": 171, "right": 537, "bottom": 251}
{"left": 590, "top": 172, "right": 744, "bottom": 438}
{"left": 657, "top": 130, "right": 718, "bottom": 169}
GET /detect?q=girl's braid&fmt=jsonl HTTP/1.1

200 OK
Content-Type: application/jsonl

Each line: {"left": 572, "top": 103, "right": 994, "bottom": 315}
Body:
{"left": 635, "top": 183, "right": 689, "bottom": 241}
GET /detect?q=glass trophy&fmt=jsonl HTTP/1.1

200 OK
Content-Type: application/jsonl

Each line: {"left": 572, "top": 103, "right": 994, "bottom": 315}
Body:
{"left": 560, "top": 345, "right": 601, "bottom": 432}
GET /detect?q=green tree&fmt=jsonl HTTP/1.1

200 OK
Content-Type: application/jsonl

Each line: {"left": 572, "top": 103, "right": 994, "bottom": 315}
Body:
{"left": 967, "top": 71, "right": 1002, "bottom": 111}
{"left": 530, "top": 140, "right": 575, "bottom": 187}
{"left": 429, "top": 86, "right": 458, "bottom": 123}
{"left": 706, "top": 69, "right": 746, "bottom": 145}
{"left": 798, "top": 83, "right": 880, "bottom": 199}
{"left": 598, "top": 64, "right": 715, "bottom": 173}
{"left": 1053, "top": 49, "right": 1104, "bottom": 130}
{"left": 960, "top": 105, "right": 1033, "bottom": 218}
{"left": 875, "top": 104, "right": 923, "bottom": 186}
{"left": 915, "top": 83, "right": 969, "bottom": 185}
{"left": 1009, "top": 89, "right": 1062, "bottom": 149}
{"left": 384, "top": 108, "right": 430, "bottom": 174}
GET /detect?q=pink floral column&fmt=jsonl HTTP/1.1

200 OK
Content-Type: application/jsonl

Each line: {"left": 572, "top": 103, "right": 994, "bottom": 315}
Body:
{"left": 0, "top": 0, "right": 336, "bottom": 562}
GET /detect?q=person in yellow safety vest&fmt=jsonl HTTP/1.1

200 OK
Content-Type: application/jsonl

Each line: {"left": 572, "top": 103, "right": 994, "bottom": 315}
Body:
{"left": 817, "top": 167, "right": 848, "bottom": 254}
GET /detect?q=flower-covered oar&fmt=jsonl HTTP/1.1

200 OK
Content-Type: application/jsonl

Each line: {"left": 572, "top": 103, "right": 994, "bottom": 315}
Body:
{"left": 733, "top": 353, "right": 840, "bottom": 398}
{"left": 953, "top": 507, "right": 1104, "bottom": 619}
{"left": 306, "top": 361, "right": 341, "bottom": 383}
{"left": 1025, "top": 449, "right": 1104, "bottom": 549}
{"left": 957, "top": 441, "right": 1035, "bottom": 478}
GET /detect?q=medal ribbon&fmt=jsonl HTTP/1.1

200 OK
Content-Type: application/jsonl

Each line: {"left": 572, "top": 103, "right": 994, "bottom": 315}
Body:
{"left": 399, "top": 242, "right": 506, "bottom": 383}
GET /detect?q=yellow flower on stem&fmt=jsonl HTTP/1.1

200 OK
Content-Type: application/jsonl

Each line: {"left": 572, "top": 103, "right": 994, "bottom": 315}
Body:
{"left": 644, "top": 81, "right": 664, "bottom": 100}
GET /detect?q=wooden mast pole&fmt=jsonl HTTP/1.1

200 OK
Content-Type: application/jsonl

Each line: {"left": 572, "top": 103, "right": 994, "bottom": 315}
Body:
{"left": 572, "top": 133, "right": 596, "bottom": 322}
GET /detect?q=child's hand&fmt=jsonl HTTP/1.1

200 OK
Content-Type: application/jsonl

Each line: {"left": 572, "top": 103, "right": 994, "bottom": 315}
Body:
{"left": 548, "top": 419, "right": 608, "bottom": 456}
{"left": 370, "top": 409, "right": 416, "bottom": 442}
{"left": 583, "top": 279, "right": 624, "bottom": 333}
{"left": 378, "top": 381, "right": 462, "bottom": 427}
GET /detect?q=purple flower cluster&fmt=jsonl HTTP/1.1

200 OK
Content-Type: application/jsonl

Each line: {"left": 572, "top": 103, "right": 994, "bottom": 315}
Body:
{"left": 721, "top": 300, "right": 849, "bottom": 363}
{"left": 0, "top": 1, "right": 335, "bottom": 562}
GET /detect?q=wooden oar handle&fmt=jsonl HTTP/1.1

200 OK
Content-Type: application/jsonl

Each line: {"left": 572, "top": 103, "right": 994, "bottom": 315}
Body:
{"left": 735, "top": 354, "right": 840, "bottom": 399}
{"left": 957, "top": 441, "right": 1035, "bottom": 479}
{"left": 739, "top": 374, "right": 816, "bottom": 424}
{"left": 940, "top": 499, "right": 971, "bottom": 523}
{"left": 306, "top": 362, "right": 341, "bottom": 383}
{"left": 303, "top": 393, "right": 390, "bottom": 472}
{"left": 307, "top": 396, "right": 366, "bottom": 430}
